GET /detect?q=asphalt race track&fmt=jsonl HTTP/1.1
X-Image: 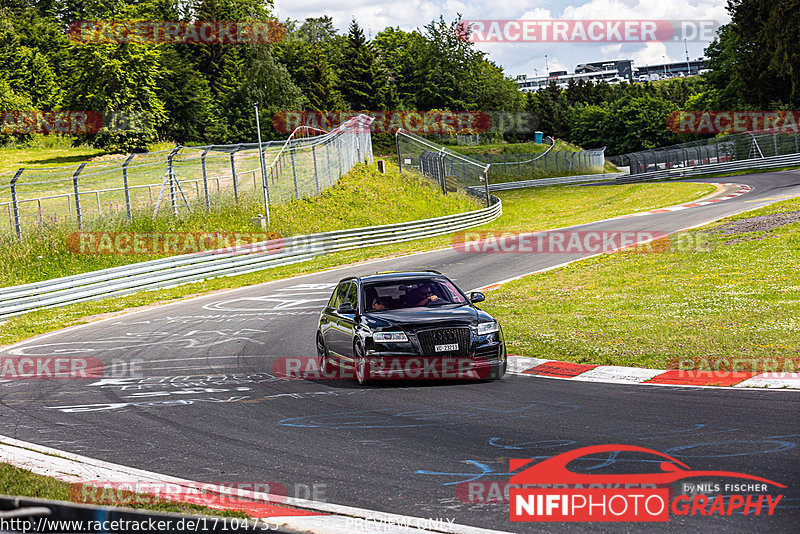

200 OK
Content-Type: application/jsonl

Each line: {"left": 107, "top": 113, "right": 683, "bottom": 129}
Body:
{"left": 2, "top": 172, "right": 800, "bottom": 532}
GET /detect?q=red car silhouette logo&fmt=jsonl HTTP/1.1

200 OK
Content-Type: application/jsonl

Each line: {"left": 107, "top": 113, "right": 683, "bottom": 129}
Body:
{"left": 509, "top": 444, "right": 786, "bottom": 487}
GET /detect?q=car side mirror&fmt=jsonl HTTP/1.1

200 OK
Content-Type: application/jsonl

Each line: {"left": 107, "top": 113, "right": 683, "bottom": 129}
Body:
{"left": 469, "top": 291, "right": 485, "bottom": 303}
{"left": 337, "top": 302, "right": 356, "bottom": 314}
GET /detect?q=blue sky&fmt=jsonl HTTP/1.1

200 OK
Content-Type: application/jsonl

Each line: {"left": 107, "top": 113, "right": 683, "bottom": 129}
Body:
{"left": 273, "top": 0, "right": 730, "bottom": 77}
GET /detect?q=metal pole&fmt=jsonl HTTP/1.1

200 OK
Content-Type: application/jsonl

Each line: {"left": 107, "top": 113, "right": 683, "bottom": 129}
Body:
{"left": 337, "top": 136, "right": 343, "bottom": 177}
{"left": 201, "top": 147, "right": 211, "bottom": 209}
{"left": 72, "top": 163, "right": 86, "bottom": 230}
{"left": 396, "top": 131, "right": 403, "bottom": 172}
{"left": 229, "top": 145, "right": 240, "bottom": 202}
{"left": 10, "top": 168, "right": 23, "bottom": 239}
{"left": 169, "top": 158, "right": 177, "bottom": 215}
{"left": 482, "top": 166, "right": 490, "bottom": 207}
{"left": 326, "top": 142, "right": 332, "bottom": 185}
{"left": 122, "top": 154, "right": 135, "bottom": 222}
{"left": 254, "top": 103, "right": 270, "bottom": 225}
{"left": 290, "top": 148, "right": 299, "bottom": 198}
{"left": 312, "top": 145, "right": 320, "bottom": 194}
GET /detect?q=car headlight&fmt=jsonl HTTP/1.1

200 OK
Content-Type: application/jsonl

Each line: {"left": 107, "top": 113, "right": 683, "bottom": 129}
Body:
{"left": 476, "top": 321, "right": 499, "bottom": 335}
{"left": 373, "top": 331, "right": 409, "bottom": 342}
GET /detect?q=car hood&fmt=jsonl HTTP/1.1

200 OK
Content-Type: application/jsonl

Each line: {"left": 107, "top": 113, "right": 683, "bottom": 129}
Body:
{"left": 364, "top": 305, "right": 484, "bottom": 330}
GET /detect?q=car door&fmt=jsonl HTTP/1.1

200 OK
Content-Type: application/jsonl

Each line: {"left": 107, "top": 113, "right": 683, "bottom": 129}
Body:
{"left": 328, "top": 281, "right": 359, "bottom": 364}
{"left": 337, "top": 281, "right": 360, "bottom": 364}
{"left": 321, "top": 281, "right": 348, "bottom": 358}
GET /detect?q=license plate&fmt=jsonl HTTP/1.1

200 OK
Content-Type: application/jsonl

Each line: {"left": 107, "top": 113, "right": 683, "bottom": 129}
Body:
{"left": 435, "top": 343, "right": 458, "bottom": 352}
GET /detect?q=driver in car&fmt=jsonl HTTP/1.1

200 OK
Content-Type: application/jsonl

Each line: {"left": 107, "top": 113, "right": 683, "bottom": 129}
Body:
{"left": 412, "top": 283, "right": 440, "bottom": 306}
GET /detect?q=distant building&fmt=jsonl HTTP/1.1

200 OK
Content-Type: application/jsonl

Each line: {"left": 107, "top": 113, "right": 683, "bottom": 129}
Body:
{"left": 515, "top": 58, "right": 708, "bottom": 93}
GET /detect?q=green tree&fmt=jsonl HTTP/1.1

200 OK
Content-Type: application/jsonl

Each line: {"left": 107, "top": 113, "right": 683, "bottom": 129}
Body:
{"left": 307, "top": 44, "right": 343, "bottom": 112}
{"left": 339, "top": 19, "right": 396, "bottom": 111}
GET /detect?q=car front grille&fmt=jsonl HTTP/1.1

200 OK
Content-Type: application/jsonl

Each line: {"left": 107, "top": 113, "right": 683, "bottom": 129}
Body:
{"left": 416, "top": 328, "right": 471, "bottom": 357}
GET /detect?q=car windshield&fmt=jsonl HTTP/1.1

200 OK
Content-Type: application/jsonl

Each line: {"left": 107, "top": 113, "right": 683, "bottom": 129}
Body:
{"left": 363, "top": 278, "right": 467, "bottom": 311}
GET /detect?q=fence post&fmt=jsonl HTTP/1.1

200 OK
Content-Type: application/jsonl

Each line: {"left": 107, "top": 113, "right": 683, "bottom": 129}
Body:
{"left": 10, "top": 168, "right": 23, "bottom": 239}
{"left": 482, "top": 166, "right": 490, "bottom": 207}
{"left": 503, "top": 154, "right": 507, "bottom": 175}
{"left": 290, "top": 148, "right": 299, "bottom": 198}
{"left": 396, "top": 132, "right": 402, "bottom": 172}
{"left": 773, "top": 132, "right": 778, "bottom": 157}
{"left": 72, "top": 163, "right": 87, "bottom": 230}
{"left": 312, "top": 144, "right": 320, "bottom": 195}
{"left": 201, "top": 147, "right": 211, "bottom": 209}
{"left": 167, "top": 150, "right": 177, "bottom": 215}
{"left": 122, "top": 154, "right": 135, "bottom": 222}
{"left": 229, "top": 145, "right": 241, "bottom": 202}
{"left": 795, "top": 131, "right": 799, "bottom": 153}
{"left": 326, "top": 142, "right": 333, "bottom": 185}
{"left": 337, "top": 137, "right": 343, "bottom": 177}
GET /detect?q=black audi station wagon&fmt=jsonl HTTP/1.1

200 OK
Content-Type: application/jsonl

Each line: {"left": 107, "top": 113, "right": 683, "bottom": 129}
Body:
{"left": 316, "top": 271, "right": 507, "bottom": 384}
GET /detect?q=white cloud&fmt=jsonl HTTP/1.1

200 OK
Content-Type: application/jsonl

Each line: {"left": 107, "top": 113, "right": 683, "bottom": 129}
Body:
{"left": 630, "top": 41, "right": 671, "bottom": 65}
{"left": 600, "top": 43, "right": 623, "bottom": 58}
{"left": 272, "top": 1, "right": 730, "bottom": 76}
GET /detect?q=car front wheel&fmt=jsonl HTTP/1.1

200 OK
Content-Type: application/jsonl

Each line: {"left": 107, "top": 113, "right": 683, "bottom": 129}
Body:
{"left": 317, "top": 332, "right": 333, "bottom": 375}
{"left": 354, "top": 341, "right": 372, "bottom": 386}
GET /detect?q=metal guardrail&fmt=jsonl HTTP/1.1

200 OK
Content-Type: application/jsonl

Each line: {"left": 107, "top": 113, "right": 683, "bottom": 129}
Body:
{"left": 0, "top": 198, "right": 502, "bottom": 319}
{"left": 616, "top": 153, "right": 800, "bottom": 183}
{"left": 488, "top": 172, "right": 624, "bottom": 191}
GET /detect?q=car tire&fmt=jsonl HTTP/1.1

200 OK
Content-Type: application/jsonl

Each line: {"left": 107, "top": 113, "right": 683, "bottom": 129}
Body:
{"left": 354, "top": 341, "right": 372, "bottom": 386}
{"left": 317, "top": 332, "right": 333, "bottom": 376}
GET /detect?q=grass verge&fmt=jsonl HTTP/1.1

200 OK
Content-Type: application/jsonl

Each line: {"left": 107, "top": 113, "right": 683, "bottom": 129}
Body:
{"left": 0, "top": 181, "right": 713, "bottom": 347}
{"left": 482, "top": 196, "right": 800, "bottom": 372}
{"left": 0, "top": 463, "right": 245, "bottom": 518}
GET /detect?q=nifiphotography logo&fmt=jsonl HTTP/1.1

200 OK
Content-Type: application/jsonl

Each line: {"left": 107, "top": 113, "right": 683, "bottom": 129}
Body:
{"left": 508, "top": 445, "right": 785, "bottom": 522}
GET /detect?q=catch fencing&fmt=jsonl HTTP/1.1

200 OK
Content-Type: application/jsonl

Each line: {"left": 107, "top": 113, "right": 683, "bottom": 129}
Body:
{"left": 0, "top": 114, "right": 373, "bottom": 238}
{"left": 611, "top": 130, "right": 800, "bottom": 176}
{"left": 395, "top": 129, "right": 492, "bottom": 206}
{"left": 473, "top": 146, "right": 606, "bottom": 178}
{"left": 396, "top": 130, "right": 605, "bottom": 186}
